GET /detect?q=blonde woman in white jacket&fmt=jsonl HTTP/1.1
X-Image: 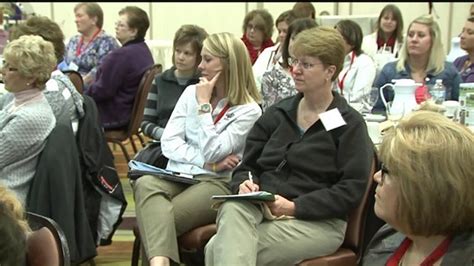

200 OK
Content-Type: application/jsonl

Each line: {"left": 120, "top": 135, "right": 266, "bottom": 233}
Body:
{"left": 362, "top": 4, "right": 404, "bottom": 71}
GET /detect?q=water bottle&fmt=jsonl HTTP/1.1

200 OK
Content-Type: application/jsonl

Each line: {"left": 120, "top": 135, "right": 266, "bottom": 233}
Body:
{"left": 430, "top": 79, "right": 446, "bottom": 104}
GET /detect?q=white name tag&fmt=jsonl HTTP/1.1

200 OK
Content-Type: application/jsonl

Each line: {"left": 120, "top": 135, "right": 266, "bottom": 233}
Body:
{"left": 68, "top": 61, "right": 79, "bottom": 71}
{"left": 319, "top": 108, "right": 346, "bottom": 131}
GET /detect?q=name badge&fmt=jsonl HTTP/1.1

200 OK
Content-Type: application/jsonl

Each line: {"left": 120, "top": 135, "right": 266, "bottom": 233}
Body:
{"left": 319, "top": 108, "right": 346, "bottom": 131}
{"left": 68, "top": 61, "right": 79, "bottom": 71}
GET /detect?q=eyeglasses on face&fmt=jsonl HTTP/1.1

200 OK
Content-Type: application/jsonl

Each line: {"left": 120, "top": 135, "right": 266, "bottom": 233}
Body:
{"left": 380, "top": 163, "right": 390, "bottom": 185}
{"left": 288, "top": 57, "right": 321, "bottom": 70}
{"left": 246, "top": 23, "right": 263, "bottom": 32}
{"left": 114, "top": 21, "right": 129, "bottom": 28}
{"left": 2, "top": 61, "right": 18, "bottom": 72}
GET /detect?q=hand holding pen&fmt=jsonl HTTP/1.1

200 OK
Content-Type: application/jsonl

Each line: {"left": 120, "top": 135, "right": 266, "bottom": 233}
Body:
{"left": 238, "top": 171, "right": 259, "bottom": 194}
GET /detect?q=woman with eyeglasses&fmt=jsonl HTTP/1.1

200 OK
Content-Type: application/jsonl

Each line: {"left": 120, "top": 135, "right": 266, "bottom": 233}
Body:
{"left": 259, "top": 18, "right": 318, "bottom": 111}
{"left": 362, "top": 110, "right": 474, "bottom": 266}
{"left": 0, "top": 35, "right": 56, "bottom": 206}
{"left": 241, "top": 9, "right": 275, "bottom": 65}
{"left": 84, "top": 6, "right": 154, "bottom": 129}
{"left": 205, "top": 27, "right": 374, "bottom": 265}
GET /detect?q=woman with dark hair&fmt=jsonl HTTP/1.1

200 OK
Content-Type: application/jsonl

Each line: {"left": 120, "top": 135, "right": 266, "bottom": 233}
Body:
{"left": 62, "top": 2, "right": 120, "bottom": 88}
{"left": 253, "top": 10, "right": 297, "bottom": 90}
{"left": 85, "top": 6, "right": 154, "bottom": 129}
{"left": 335, "top": 19, "right": 376, "bottom": 113}
{"left": 141, "top": 24, "right": 208, "bottom": 141}
{"left": 260, "top": 18, "right": 318, "bottom": 111}
{"left": 362, "top": 4, "right": 404, "bottom": 62}
{"left": 453, "top": 16, "right": 474, "bottom": 83}
{"left": 241, "top": 9, "right": 275, "bottom": 65}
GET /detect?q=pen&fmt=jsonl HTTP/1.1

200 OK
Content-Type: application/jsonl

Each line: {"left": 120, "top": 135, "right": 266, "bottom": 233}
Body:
{"left": 248, "top": 171, "right": 253, "bottom": 183}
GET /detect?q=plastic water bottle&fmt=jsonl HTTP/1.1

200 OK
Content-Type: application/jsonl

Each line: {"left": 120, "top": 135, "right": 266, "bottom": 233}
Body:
{"left": 430, "top": 79, "right": 446, "bottom": 104}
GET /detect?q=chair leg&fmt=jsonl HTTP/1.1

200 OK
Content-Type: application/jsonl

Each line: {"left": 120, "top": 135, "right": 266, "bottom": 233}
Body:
{"left": 115, "top": 141, "right": 131, "bottom": 162}
{"left": 129, "top": 137, "right": 139, "bottom": 154}
{"left": 131, "top": 236, "right": 141, "bottom": 266}
{"left": 136, "top": 133, "right": 146, "bottom": 148}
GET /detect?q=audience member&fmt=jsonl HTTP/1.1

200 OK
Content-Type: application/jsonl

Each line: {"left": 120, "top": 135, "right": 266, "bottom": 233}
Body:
{"left": 335, "top": 19, "right": 377, "bottom": 113}
{"left": 133, "top": 32, "right": 262, "bottom": 266}
{"left": 372, "top": 14, "right": 461, "bottom": 113}
{"left": 253, "top": 10, "right": 297, "bottom": 91}
{"left": 453, "top": 16, "right": 474, "bottom": 83}
{"left": 8, "top": 15, "right": 85, "bottom": 134}
{"left": 261, "top": 18, "right": 318, "bottom": 111}
{"left": 292, "top": 2, "right": 316, "bottom": 20}
{"left": 362, "top": 110, "right": 474, "bottom": 265}
{"left": 0, "top": 35, "right": 56, "bottom": 205}
{"left": 0, "top": 185, "right": 31, "bottom": 266}
{"left": 241, "top": 9, "right": 275, "bottom": 65}
{"left": 362, "top": 4, "right": 404, "bottom": 65}
{"left": 85, "top": 6, "right": 154, "bottom": 129}
{"left": 62, "top": 2, "right": 120, "bottom": 89}
{"left": 205, "top": 26, "right": 374, "bottom": 265}
{"left": 141, "top": 24, "right": 208, "bottom": 141}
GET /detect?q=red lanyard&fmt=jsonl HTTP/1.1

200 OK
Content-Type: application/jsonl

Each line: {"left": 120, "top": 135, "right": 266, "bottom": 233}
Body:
{"left": 75, "top": 29, "right": 101, "bottom": 57}
{"left": 337, "top": 51, "right": 355, "bottom": 96}
{"left": 386, "top": 236, "right": 452, "bottom": 266}
{"left": 213, "top": 104, "right": 230, "bottom": 124}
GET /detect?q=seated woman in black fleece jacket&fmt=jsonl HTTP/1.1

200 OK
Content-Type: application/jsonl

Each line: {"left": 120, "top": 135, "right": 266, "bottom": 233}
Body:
{"left": 205, "top": 26, "right": 375, "bottom": 266}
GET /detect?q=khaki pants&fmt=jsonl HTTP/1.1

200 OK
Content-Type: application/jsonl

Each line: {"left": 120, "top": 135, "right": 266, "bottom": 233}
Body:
{"left": 133, "top": 174, "right": 230, "bottom": 263}
{"left": 205, "top": 201, "right": 347, "bottom": 266}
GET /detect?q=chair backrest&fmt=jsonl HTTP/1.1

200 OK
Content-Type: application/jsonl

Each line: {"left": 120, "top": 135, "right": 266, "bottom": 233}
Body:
{"left": 126, "top": 63, "right": 163, "bottom": 136}
{"left": 62, "top": 70, "right": 84, "bottom": 94}
{"left": 26, "top": 212, "right": 71, "bottom": 266}
{"left": 341, "top": 155, "right": 377, "bottom": 261}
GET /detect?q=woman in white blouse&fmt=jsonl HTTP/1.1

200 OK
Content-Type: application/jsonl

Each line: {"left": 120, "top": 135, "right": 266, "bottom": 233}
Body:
{"left": 362, "top": 4, "right": 404, "bottom": 71}
{"left": 335, "top": 19, "right": 377, "bottom": 113}
{"left": 133, "top": 32, "right": 262, "bottom": 266}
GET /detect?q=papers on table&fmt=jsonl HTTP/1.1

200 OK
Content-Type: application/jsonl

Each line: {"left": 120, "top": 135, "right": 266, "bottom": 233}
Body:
{"left": 128, "top": 160, "right": 198, "bottom": 184}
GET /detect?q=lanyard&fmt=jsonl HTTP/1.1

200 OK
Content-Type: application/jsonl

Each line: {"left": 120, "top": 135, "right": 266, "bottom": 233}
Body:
{"left": 337, "top": 51, "right": 356, "bottom": 96}
{"left": 386, "top": 236, "right": 452, "bottom": 266}
{"left": 75, "top": 29, "right": 101, "bottom": 57}
{"left": 213, "top": 104, "right": 230, "bottom": 124}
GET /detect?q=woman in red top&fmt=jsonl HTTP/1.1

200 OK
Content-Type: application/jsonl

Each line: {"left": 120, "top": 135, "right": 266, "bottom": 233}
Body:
{"left": 362, "top": 109, "right": 474, "bottom": 266}
{"left": 241, "top": 9, "right": 275, "bottom": 65}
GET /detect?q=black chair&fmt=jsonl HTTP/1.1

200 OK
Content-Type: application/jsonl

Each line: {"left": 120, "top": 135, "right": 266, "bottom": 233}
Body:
{"left": 26, "top": 212, "right": 71, "bottom": 266}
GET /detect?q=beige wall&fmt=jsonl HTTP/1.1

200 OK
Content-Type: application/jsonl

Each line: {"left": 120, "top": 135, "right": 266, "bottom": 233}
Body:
{"left": 23, "top": 2, "right": 473, "bottom": 55}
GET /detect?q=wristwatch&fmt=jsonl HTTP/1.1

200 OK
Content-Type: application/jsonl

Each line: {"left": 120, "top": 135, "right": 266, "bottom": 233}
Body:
{"left": 197, "top": 103, "right": 212, "bottom": 113}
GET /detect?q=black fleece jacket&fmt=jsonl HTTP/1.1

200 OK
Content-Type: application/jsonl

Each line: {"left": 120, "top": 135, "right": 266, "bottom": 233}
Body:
{"left": 230, "top": 92, "right": 374, "bottom": 221}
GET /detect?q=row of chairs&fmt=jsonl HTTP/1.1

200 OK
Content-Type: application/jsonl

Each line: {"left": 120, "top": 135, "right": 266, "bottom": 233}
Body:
{"left": 131, "top": 157, "right": 382, "bottom": 266}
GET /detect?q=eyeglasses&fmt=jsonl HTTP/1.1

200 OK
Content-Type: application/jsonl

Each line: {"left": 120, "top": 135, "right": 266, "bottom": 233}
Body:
{"left": 2, "top": 61, "right": 18, "bottom": 72}
{"left": 246, "top": 23, "right": 263, "bottom": 32}
{"left": 288, "top": 57, "right": 321, "bottom": 70}
{"left": 380, "top": 163, "right": 390, "bottom": 185}
{"left": 114, "top": 21, "right": 129, "bottom": 28}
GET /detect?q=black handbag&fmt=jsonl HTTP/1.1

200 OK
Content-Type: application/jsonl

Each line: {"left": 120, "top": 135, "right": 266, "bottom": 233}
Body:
{"left": 133, "top": 141, "right": 169, "bottom": 169}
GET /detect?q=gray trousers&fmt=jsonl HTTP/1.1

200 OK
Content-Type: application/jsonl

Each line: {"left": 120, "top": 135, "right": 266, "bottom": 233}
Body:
{"left": 205, "top": 200, "right": 347, "bottom": 266}
{"left": 133, "top": 174, "right": 230, "bottom": 263}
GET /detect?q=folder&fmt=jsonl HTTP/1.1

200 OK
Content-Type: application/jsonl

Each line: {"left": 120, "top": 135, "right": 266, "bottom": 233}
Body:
{"left": 128, "top": 160, "right": 199, "bottom": 185}
{"left": 211, "top": 191, "right": 275, "bottom": 202}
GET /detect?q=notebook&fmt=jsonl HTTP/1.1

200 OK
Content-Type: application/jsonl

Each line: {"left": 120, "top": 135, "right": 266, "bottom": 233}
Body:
{"left": 128, "top": 160, "right": 199, "bottom": 185}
